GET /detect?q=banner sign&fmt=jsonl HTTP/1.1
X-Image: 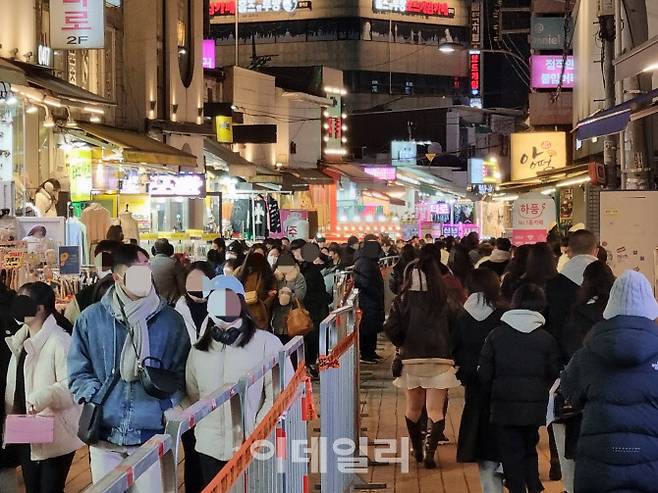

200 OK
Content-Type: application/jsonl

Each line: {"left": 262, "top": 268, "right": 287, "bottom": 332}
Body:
{"left": 511, "top": 131, "right": 566, "bottom": 180}
{"left": 50, "top": 0, "right": 105, "bottom": 49}
{"left": 209, "top": 0, "right": 311, "bottom": 16}
{"left": 530, "top": 16, "right": 573, "bottom": 50}
{"left": 512, "top": 193, "right": 556, "bottom": 245}
{"left": 372, "top": 0, "right": 455, "bottom": 17}
{"left": 149, "top": 173, "right": 206, "bottom": 197}
{"left": 530, "top": 55, "right": 575, "bottom": 89}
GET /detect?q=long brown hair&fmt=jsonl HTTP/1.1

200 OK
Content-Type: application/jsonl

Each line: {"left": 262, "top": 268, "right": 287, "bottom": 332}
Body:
{"left": 401, "top": 244, "right": 447, "bottom": 315}
{"left": 466, "top": 268, "right": 504, "bottom": 309}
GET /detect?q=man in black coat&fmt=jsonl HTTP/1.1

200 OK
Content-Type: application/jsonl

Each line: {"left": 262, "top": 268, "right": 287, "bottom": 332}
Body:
{"left": 479, "top": 284, "right": 561, "bottom": 493}
{"left": 353, "top": 237, "right": 385, "bottom": 363}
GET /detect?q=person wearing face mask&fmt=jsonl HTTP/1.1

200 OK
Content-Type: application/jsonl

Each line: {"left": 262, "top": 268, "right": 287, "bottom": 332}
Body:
{"left": 5, "top": 282, "right": 83, "bottom": 493}
{"left": 68, "top": 244, "right": 190, "bottom": 493}
{"left": 236, "top": 251, "right": 278, "bottom": 330}
{"left": 267, "top": 246, "right": 281, "bottom": 269}
{"left": 173, "top": 261, "right": 215, "bottom": 493}
{"left": 225, "top": 241, "right": 246, "bottom": 267}
{"left": 64, "top": 240, "right": 122, "bottom": 324}
{"left": 271, "top": 252, "right": 307, "bottom": 343}
{"left": 185, "top": 277, "right": 293, "bottom": 488}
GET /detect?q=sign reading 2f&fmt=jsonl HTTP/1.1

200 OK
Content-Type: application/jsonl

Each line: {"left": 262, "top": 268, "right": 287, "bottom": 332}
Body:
{"left": 50, "top": 0, "right": 105, "bottom": 50}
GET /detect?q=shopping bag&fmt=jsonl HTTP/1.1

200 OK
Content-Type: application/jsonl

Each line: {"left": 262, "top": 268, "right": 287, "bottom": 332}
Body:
{"left": 3, "top": 414, "right": 55, "bottom": 444}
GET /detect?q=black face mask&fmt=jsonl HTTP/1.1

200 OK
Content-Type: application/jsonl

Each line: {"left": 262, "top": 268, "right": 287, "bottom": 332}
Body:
{"left": 10, "top": 295, "right": 38, "bottom": 324}
{"left": 211, "top": 326, "right": 242, "bottom": 345}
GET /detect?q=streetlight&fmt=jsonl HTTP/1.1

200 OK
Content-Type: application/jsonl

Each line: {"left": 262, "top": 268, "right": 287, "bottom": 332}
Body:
{"left": 437, "top": 41, "right": 529, "bottom": 68}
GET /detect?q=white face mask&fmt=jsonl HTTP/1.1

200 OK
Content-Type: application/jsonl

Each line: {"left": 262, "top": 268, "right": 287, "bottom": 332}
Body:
{"left": 122, "top": 265, "right": 153, "bottom": 298}
{"left": 226, "top": 252, "right": 238, "bottom": 260}
{"left": 267, "top": 255, "right": 278, "bottom": 268}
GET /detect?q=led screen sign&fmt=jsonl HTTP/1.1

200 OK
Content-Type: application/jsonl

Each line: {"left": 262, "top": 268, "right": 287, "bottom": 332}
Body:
{"left": 209, "top": 0, "right": 311, "bottom": 16}
{"left": 372, "top": 0, "right": 455, "bottom": 18}
{"left": 530, "top": 55, "right": 575, "bottom": 89}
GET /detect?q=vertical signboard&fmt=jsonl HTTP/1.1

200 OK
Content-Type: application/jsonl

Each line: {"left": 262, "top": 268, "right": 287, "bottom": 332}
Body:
{"left": 50, "top": 0, "right": 105, "bottom": 49}
{"left": 202, "top": 40, "right": 216, "bottom": 69}
{"left": 471, "top": 0, "right": 482, "bottom": 49}
{"left": 323, "top": 95, "right": 346, "bottom": 161}
{"left": 215, "top": 116, "right": 233, "bottom": 143}
{"left": 68, "top": 149, "right": 93, "bottom": 202}
{"left": 469, "top": 50, "right": 482, "bottom": 108}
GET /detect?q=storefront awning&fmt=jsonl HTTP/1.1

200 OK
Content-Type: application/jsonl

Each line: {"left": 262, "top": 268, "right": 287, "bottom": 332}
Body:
{"left": 247, "top": 165, "right": 283, "bottom": 185}
{"left": 322, "top": 164, "right": 380, "bottom": 184}
{"left": 0, "top": 58, "right": 27, "bottom": 85}
{"left": 204, "top": 138, "right": 259, "bottom": 177}
{"left": 281, "top": 172, "right": 310, "bottom": 192}
{"left": 6, "top": 58, "right": 112, "bottom": 106}
{"left": 75, "top": 122, "right": 198, "bottom": 167}
{"left": 285, "top": 168, "right": 334, "bottom": 185}
{"left": 362, "top": 189, "right": 406, "bottom": 206}
{"left": 575, "top": 88, "right": 658, "bottom": 141}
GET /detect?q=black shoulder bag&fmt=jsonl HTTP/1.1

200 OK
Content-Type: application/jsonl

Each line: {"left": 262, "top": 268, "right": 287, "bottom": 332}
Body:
{"left": 78, "top": 360, "right": 120, "bottom": 445}
{"left": 118, "top": 300, "right": 181, "bottom": 401}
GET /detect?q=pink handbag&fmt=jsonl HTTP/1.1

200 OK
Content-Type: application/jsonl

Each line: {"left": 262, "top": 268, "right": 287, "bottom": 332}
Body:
{"left": 3, "top": 415, "right": 55, "bottom": 444}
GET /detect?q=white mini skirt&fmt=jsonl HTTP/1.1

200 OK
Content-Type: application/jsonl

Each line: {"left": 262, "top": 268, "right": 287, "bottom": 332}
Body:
{"left": 393, "top": 358, "right": 462, "bottom": 390}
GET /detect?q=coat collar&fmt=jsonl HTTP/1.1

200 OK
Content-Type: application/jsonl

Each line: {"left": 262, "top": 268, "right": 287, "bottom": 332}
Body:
{"left": 5, "top": 314, "right": 59, "bottom": 357}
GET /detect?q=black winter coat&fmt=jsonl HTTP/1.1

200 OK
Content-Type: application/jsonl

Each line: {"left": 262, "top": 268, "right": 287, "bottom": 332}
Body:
{"left": 561, "top": 315, "right": 658, "bottom": 493}
{"left": 545, "top": 273, "right": 579, "bottom": 362}
{"left": 384, "top": 292, "right": 454, "bottom": 360}
{"left": 299, "top": 262, "right": 330, "bottom": 325}
{"left": 453, "top": 309, "right": 503, "bottom": 463}
{"left": 353, "top": 255, "right": 384, "bottom": 317}
{"left": 479, "top": 321, "right": 562, "bottom": 427}
{"left": 388, "top": 260, "right": 407, "bottom": 295}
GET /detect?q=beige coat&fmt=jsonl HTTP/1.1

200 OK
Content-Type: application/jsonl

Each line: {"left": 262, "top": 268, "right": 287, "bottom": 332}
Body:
{"left": 4, "top": 316, "right": 83, "bottom": 461}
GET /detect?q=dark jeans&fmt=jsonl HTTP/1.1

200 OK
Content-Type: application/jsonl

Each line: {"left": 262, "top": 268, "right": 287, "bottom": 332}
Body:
{"left": 359, "top": 314, "right": 380, "bottom": 358}
{"left": 199, "top": 452, "right": 228, "bottom": 489}
{"left": 496, "top": 425, "right": 543, "bottom": 493}
{"left": 182, "top": 430, "right": 203, "bottom": 493}
{"left": 18, "top": 445, "right": 75, "bottom": 493}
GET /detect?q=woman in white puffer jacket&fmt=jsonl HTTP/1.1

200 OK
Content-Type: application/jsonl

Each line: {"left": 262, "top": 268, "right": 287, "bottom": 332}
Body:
{"left": 4, "top": 282, "right": 82, "bottom": 493}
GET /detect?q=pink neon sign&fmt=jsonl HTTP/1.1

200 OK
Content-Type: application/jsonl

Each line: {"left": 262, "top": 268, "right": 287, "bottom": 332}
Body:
{"left": 202, "top": 39, "right": 216, "bottom": 69}
{"left": 530, "top": 55, "right": 575, "bottom": 89}
{"left": 364, "top": 167, "right": 397, "bottom": 181}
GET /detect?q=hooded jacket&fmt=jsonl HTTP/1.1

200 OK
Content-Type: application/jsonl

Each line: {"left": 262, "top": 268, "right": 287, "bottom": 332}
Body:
{"left": 453, "top": 295, "right": 503, "bottom": 463}
{"left": 353, "top": 247, "right": 384, "bottom": 316}
{"left": 68, "top": 290, "right": 190, "bottom": 446}
{"left": 477, "top": 249, "right": 511, "bottom": 276}
{"left": 478, "top": 310, "right": 562, "bottom": 426}
{"left": 545, "top": 254, "right": 597, "bottom": 361}
{"left": 561, "top": 315, "right": 658, "bottom": 493}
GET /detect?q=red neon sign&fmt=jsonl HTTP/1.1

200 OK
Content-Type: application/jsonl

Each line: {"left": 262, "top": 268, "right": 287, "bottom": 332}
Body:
{"left": 209, "top": 1, "right": 235, "bottom": 16}
{"left": 406, "top": 1, "right": 451, "bottom": 16}
{"left": 470, "top": 52, "right": 480, "bottom": 97}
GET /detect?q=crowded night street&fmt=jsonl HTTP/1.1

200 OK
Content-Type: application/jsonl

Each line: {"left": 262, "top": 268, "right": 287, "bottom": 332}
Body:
{"left": 1, "top": 1, "right": 658, "bottom": 492}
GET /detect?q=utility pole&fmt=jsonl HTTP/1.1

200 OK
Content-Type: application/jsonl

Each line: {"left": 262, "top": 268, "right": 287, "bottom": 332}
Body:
{"left": 598, "top": 0, "right": 618, "bottom": 189}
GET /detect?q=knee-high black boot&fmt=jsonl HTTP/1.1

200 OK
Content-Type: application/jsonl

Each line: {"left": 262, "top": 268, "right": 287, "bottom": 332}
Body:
{"left": 405, "top": 417, "right": 425, "bottom": 463}
{"left": 424, "top": 419, "right": 445, "bottom": 469}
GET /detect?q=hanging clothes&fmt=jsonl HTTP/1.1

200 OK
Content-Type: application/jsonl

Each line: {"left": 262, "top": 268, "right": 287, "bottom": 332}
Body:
{"left": 66, "top": 217, "right": 89, "bottom": 265}
{"left": 253, "top": 195, "right": 268, "bottom": 238}
{"left": 267, "top": 195, "right": 281, "bottom": 234}
{"left": 230, "top": 199, "right": 251, "bottom": 237}
{"left": 81, "top": 203, "right": 112, "bottom": 253}
{"left": 119, "top": 211, "right": 140, "bottom": 242}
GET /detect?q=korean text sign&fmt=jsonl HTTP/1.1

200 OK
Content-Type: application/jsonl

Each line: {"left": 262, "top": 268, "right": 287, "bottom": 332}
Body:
{"left": 530, "top": 55, "right": 575, "bottom": 89}
{"left": 50, "top": 0, "right": 105, "bottom": 50}
{"left": 510, "top": 131, "right": 566, "bottom": 180}
{"left": 512, "top": 193, "right": 556, "bottom": 246}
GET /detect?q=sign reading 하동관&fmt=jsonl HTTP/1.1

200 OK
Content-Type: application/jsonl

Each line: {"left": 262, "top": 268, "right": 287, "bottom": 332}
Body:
{"left": 511, "top": 132, "right": 566, "bottom": 181}
{"left": 50, "top": 0, "right": 105, "bottom": 49}
{"left": 512, "top": 192, "right": 556, "bottom": 246}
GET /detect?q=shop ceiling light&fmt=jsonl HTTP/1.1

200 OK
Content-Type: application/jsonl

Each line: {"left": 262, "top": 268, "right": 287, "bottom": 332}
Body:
{"left": 642, "top": 62, "right": 658, "bottom": 73}
{"left": 26, "top": 104, "right": 38, "bottom": 114}
{"left": 43, "top": 115, "right": 55, "bottom": 128}
{"left": 324, "top": 148, "right": 347, "bottom": 156}
{"left": 492, "top": 194, "right": 519, "bottom": 202}
{"left": 6, "top": 93, "right": 17, "bottom": 106}
{"left": 90, "top": 115, "right": 101, "bottom": 123}
{"left": 541, "top": 187, "right": 556, "bottom": 195}
{"left": 83, "top": 106, "right": 105, "bottom": 115}
{"left": 341, "top": 113, "right": 347, "bottom": 119}
{"left": 556, "top": 176, "right": 591, "bottom": 188}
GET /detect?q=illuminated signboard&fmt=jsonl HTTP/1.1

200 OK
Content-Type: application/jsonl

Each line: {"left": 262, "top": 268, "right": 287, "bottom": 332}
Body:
{"left": 372, "top": 0, "right": 455, "bottom": 18}
{"left": 150, "top": 174, "right": 206, "bottom": 197}
{"left": 323, "top": 94, "right": 346, "bottom": 160}
{"left": 50, "top": 0, "right": 105, "bottom": 49}
{"left": 391, "top": 141, "right": 417, "bottom": 166}
{"left": 364, "top": 167, "right": 397, "bottom": 181}
{"left": 530, "top": 55, "right": 575, "bottom": 89}
{"left": 469, "top": 49, "right": 481, "bottom": 107}
{"left": 209, "top": 0, "right": 310, "bottom": 16}
{"left": 202, "top": 40, "right": 216, "bottom": 69}
{"left": 471, "top": 0, "right": 481, "bottom": 48}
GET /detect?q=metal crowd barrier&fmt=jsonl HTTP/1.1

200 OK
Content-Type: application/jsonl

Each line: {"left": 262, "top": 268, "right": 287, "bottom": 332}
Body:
{"left": 318, "top": 290, "right": 364, "bottom": 493}
{"left": 83, "top": 336, "right": 308, "bottom": 493}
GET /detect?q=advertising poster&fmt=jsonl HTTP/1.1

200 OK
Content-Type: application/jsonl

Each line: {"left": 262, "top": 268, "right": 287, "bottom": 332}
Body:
{"left": 276, "top": 209, "right": 309, "bottom": 240}
{"left": 50, "top": 0, "right": 105, "bottom": 49}
{"left": 68, "top": 149, "right": 93, "bottom": 202}
{"left": 530, "top": 55, "right": 575, "bottom": 89}
{"left": 511, "top": 132, "right": 566, "bottom": 180}
{"left": 59, "top": 246, "right": 81, "bottom": 275}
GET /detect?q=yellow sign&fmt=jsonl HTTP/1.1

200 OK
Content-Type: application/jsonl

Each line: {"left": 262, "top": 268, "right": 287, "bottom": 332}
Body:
{"left": 68, "top": 149, "right": 93, "bottom": 202}
{"left": 510, "top": 132, "right": 566, "bottom": 181}
{"left": 215, "top": 116, "right": 233, "bottom": 144}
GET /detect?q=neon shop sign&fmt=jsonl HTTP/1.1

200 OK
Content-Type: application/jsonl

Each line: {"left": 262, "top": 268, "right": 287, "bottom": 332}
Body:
{"left": 373, "top": 0, "right": 455, "bottom": 18}
{"left": 209, "top": 0, "right": 311, "bottom": 16}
